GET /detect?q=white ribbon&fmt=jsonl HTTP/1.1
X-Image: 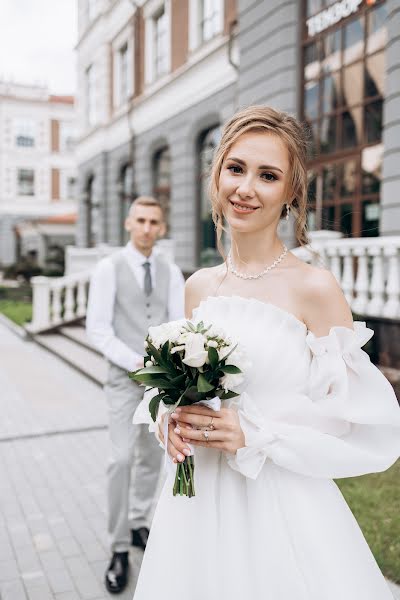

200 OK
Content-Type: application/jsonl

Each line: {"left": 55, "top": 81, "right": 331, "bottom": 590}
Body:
{"left": 163, "top": 396, "right": 222, "bottom": 475}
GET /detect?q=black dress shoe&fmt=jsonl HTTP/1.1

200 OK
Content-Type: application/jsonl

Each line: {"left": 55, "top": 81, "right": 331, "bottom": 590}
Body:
{"left": 105, "top": 551, "right": 129, "bottom": 594}
{"left": 131, "top": 527, "right": 149, "bottom": 550}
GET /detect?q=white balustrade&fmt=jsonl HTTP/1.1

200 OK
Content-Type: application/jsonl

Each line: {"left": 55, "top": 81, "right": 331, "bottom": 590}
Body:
{"left": 27, "top": 271, "right": 91, "bottom": 333}
{"left": 292, "top": 236, "right": 400, "bottom": 320}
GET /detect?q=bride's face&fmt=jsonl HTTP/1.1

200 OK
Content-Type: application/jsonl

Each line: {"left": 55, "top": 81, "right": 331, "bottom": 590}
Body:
{"left": 218, "top": 131, "right": 290, "bottom": 234}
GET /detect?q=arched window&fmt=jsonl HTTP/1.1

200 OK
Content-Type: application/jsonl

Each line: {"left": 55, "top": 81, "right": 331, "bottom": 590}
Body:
{"left": 118, "top": 163, "right": 133, "bottom": 244}
{"left": 198, "top": 125, "right": 221, "bottom": 266}
{"left": 153, "top": 146, "right": 171, "bottom": 233}
{"left": 85, "top": 175, "right": 100, "bottom": 247}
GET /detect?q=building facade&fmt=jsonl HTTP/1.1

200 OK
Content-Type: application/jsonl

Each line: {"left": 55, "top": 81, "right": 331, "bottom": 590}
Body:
{"left": 0, "top": 82, "right": 77, "bottom": 267}
{"left": 76, "top": 0, "right": 399, "bottom": 272}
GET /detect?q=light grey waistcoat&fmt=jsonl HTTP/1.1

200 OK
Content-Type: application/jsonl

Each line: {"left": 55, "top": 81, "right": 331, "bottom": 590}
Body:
{"left": 110, "top": 249, "right": 171, "bottom": 361}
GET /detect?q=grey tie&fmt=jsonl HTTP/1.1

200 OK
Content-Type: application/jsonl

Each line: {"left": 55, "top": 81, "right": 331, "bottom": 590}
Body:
{"left": 142, "top": 261, "right": 152, "bottom": 296}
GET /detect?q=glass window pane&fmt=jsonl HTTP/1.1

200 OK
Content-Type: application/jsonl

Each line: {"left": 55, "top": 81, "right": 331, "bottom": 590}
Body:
{"left": 322, "top": 30, "right": 341, "bottom": 73}
{"left": 343, "top": 62, "right": 363, "bottom": 108}
{"left": 339, "top": 159, "right": 357, "bottom": 197}
{"left": 320, "top": 115, "right": 336, "bottom": 154}
{"left": 305, "top": 42, "right": 320, "bottom": 80}
{"left": 307, "top": 208, "right": 317, "bottom": 231}
{"left": 322, "top": 164, "right": 337, "bottom": 201}
{"left": 343, "top": 16, "right": 364, "bottom": 65}
{"left": 361, "top": 144, "right": 383, "bottom": 195}
{"left": 304, "top": 80, "right": 319, "bottom": 120}
{"left": 308, "top": 169, "right": 317, "bottom": 202}
{"left": 307, "top": 120, "right": 319, "bottom": 156}
{"left": 367, "top": 4, "right": 387, "bottom": 54}
{"left": 341, "top": 107, "right": 362, "bottom": 148}
{"left": 365, "top": 100, "right": 383, "bottom": 144}
{"left": 321, "top": 205, "right": 336, "bottom": 230}
{"left": 199, "top": 125, "right": 221, "bottom": 266}
{"left": 362, "top": 200, "right": 380, "bottom": 236}
{"left": 321, "top": 73, "right": 341, "bottom": 113}
{"left": 340, "top": 204, "right": 353, "bottom": 237}
{"left": 365, "top": 52, "right": 385, "bottom": 97}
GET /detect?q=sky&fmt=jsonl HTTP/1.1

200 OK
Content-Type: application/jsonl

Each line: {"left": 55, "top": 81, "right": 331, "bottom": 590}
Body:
{"left": 0, "top": 0, "right": 77, "bottom": 95}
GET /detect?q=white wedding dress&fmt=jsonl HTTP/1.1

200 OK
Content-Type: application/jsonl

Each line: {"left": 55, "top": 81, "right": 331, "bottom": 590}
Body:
{"left": 133, "top": 295, "right": 400, "bottom": 600}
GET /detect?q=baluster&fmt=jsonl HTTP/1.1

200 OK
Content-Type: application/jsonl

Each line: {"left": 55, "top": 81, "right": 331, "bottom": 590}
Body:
{"left": 326, "top": 246, "right": 341, "bottom": 284}
{"left": 367, "top": 245, "right": 385, "bottom": 317}
{"left": 339, "top": 246, "right": 354, "bottom": 305}
{"left": 51, "top": 285, "right": 62, "bottom": 324}
{"left": 27, "top": 276, "right": 51, "bottom": 332}
{"left": 76, "top": 277, "right": 88, "bottom": 317}
{"left": 64, "top": 281, "right": 75, "bottom": 321}
{"left": 383, "top": 245, "right": 400, "bottom": 318}
{"left": 352, "top": 245, "right": 369, "bottom": 317}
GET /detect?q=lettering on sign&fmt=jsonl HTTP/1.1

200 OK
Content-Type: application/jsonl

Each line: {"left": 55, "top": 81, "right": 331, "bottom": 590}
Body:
{"left": 306, "top": 0, "right": 363, "bottom": 37}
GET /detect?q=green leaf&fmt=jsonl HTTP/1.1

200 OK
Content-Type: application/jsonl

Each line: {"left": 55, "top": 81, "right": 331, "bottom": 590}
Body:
{"left": 197, "top": 373, "right": 215, "bottom": 393}
{"left": 208, "top": 346, "right": 219, "bottom": 370}
{"left": 220, "top": 365, "right": 242, "bottom": 374}
{"left": 135, "top": 366, "right": 170, "bottom": 375}
{"left": 169, "top": 373, "right": 187, "bottom": 388}
{"left": 149, "top": 394, "right": 163, "bottom": 421}
{"left": 219, "top": 390, "right": 240, "bottom": 400}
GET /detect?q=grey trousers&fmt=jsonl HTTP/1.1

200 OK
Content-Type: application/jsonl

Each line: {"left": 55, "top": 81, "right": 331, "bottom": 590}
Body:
{"left": 105, "top": 363, "right": 162, "bottom": 553}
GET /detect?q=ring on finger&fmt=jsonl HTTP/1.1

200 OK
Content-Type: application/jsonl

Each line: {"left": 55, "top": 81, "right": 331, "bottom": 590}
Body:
{"left": 208, "top": 416, "right": 215, "bottom": 431}
{"left": 203, "top": 430, "right": 210, "bottom": 442}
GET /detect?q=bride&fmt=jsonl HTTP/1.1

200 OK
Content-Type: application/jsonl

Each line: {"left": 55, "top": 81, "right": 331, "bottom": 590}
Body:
{"left": 133, "top": 106, "right": 400, "bottom": 599}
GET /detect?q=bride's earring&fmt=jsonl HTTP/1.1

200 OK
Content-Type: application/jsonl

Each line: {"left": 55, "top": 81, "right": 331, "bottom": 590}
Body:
{"left": 285, "top": 203, "right": 290, "bottom": 221}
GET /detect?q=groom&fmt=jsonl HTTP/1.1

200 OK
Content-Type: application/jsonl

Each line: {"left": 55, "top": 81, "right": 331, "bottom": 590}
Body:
{"left": 86, "top": 196, "right": 185, "bottom": 593}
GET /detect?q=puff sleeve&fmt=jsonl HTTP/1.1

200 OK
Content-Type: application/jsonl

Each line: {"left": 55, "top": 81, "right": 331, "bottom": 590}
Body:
{"left": 227, "top": 323, "right": 400, "bottom": 480}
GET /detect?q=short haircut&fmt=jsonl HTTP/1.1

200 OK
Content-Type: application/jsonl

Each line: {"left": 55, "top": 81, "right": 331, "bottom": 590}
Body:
{"left": 129, "top": 196, "right": 164, "bottom": 218}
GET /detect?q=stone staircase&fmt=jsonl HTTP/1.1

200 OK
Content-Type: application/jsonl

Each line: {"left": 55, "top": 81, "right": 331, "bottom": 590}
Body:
{"left": 33, "top": 322, "right": 107, "bottom": 386}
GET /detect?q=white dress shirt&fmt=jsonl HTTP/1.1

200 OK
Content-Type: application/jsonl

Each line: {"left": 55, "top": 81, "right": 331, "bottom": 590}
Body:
{"left": 86, "top": 242, "right": 185, "bottom": 372}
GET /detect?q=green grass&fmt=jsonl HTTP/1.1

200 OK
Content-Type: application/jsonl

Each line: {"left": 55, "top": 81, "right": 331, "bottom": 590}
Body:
{"left": 0, "top": 300, "right": 32, "bottom": 326}
{"left": 336, "top": 460, "right": 400, "bottom": 583}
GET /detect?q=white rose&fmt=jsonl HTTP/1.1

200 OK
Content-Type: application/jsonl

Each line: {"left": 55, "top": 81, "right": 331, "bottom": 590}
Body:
{"left": 182, "top": 332, "right": 208, "bottom": 368}
{"left": 221, "top": 372, "right": 245, "bottom": 391}
{"left": 226, "top": 348, "right": 251, "bottom": 373}
{"left": 207, "top": 325, "right": 226, "bottom": 339}
{"left": 207, "top": 339, "right": 218, "bottom": 348}
{"left": 170, "top": 344, "right": 185, "bottom": 354}
{"left": 218, "top": 344, "right": 234, "bottom": 361}
{"left": 148, "top": 319, "right": 186, "bottom": 348}
{"left": 145, "top": 360, "right": 153, "bottom": 367}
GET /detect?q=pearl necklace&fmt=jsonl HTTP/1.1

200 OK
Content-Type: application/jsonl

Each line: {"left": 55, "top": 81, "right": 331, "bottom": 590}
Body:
{"left": 228, "top": 245, "right": 288, "bottom": 280}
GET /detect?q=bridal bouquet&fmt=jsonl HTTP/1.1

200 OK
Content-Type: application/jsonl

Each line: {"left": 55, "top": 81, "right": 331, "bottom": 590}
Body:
{"left": 129, "top": 319, "right": 247, "bottom": 497}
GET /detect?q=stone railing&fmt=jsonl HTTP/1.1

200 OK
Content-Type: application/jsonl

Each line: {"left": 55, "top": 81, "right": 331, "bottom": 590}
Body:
{"left": 26, "top": 236, "right": 400, "bottom": 333}
{"left": 27, "top": 272, "right": 91, "bottom": 333}
{"left": 292, "top": 236, "right": 400, "bottom": 319}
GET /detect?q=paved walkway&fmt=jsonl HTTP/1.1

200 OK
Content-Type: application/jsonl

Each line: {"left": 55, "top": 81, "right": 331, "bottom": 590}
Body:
{"left": 0, "top": 324, "right": 141, "bottom": 600}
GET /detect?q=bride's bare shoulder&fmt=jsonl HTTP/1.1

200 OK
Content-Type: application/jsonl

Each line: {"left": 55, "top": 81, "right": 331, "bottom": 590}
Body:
{"left": 185, "top": 263, "right": 226, "bottom": 317}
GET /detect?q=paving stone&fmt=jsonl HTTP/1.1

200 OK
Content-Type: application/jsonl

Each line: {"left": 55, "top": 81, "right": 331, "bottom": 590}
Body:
{"left": 46, "top": 568, "right": 75, "bottom": 595}
{"left": 0, "top": 578, "right": 28, "bottom": 600}
{"left": 0, "top": 558, "right": 20, "bottom": 582}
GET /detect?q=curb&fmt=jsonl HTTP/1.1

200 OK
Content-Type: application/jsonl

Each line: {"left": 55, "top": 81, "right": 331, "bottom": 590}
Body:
{"left": 0, "top": 312, "right": 28, "bottom": 340}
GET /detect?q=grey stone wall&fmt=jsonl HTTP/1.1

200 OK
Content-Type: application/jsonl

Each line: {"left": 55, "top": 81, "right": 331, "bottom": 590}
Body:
{"left": 381, "top": 0, "right": 400, "bottom": 236}
{"left": 0, "top": 216, "right": 17, "bottom": 266}
{"left": 237, "top": 0, "right": 300, "bottom": 114}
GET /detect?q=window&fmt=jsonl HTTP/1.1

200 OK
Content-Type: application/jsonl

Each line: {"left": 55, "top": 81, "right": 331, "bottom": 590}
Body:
{"left": 15, "top": 119, "right": 35, "bottom": 147}
{"left": 86, "top": 64, "right": 96, "bottom": 126}
{"left": 198, "top": 125, "right": 221, "bottom": 266}
{"left": 200, "top": 0, "right": 222, "bottom": 43}
{"left": 66, "top": 176, "right": 77, "bottom": 199}
{"left": 154, "top": 8, "right": 168, "bottom": 78}
{"left": 120, "top": 44, "right": 129, "bottom": 102}
{"left": 59, "top": 122, "right": 75, "bottom": 152}
{"left": 189, "top": 0, "right": 223, "bottom": 51}
{"left": 301, "top": 1, "right": 387, "bottom": 238}
{"left": 17, "top": 169, "right": 35, "bottom": 196}
{"left": 153, "top": 147, "right": 171, "bottom": 233}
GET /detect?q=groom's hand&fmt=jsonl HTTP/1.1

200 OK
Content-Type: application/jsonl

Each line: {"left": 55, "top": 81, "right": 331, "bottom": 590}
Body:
{"left": 171, "top": 405, "right": 245, "bottom": 454}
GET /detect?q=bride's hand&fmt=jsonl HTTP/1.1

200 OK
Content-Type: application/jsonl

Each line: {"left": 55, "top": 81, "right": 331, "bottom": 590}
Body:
{"left": 158, "top": 413, "right": 192, "bottom": 464}
{"left": 170, "top": 405, "right": 245, "bottom": 454}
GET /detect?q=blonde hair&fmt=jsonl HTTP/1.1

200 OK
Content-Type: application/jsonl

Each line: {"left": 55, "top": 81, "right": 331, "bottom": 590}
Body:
{"left": 209, "top": 105, "right": 310, "bottom": 256}
{"left": 129, "top": 196, "right": 164, "bottom": 218}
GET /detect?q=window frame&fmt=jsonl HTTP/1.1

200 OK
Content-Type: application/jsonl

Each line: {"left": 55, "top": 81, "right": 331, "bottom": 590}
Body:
{"left": 144, "top": 0, "right": 171, "bottom": 85}
{"left": 17, "top": 168, "right": 35, "bottom": 197}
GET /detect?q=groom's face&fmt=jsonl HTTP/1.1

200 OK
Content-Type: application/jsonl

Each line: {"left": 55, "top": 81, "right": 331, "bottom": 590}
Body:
{"left": 125, "top": 204, "right": 166, "bottom": 255}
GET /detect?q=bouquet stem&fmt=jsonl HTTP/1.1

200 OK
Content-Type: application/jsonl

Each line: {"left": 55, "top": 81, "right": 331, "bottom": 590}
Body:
{"left": 173, "top": 455, "right": 195, "bottom": 497}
